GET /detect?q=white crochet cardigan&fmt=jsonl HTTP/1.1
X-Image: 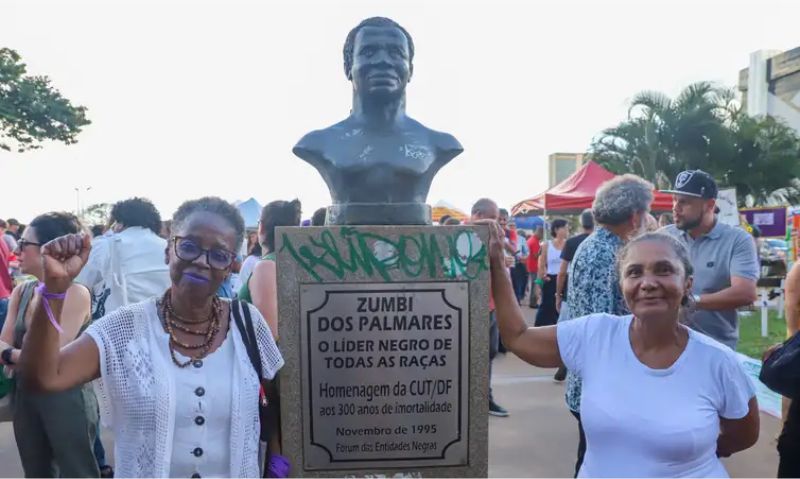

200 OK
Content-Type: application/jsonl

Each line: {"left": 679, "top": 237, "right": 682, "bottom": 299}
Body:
{"left": 85, "top": 299, "right": 283, "bottom": 478}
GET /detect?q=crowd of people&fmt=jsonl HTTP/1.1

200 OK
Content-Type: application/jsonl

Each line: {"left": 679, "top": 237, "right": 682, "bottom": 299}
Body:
{"left": 476, "top": 170, "right": 798, "bottom": 477}
{"left": 0, "top": 168, "right": 798, "bottom": 477}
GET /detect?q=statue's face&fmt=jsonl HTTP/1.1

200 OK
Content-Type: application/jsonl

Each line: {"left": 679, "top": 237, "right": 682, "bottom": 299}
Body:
{"left": 349, "top": 25, "right": 411, "bottom": 98}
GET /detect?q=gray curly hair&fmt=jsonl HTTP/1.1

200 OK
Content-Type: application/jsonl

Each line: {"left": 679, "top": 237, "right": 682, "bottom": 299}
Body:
{"left": 592, "top": 174, "right": 653, "bottom": 226}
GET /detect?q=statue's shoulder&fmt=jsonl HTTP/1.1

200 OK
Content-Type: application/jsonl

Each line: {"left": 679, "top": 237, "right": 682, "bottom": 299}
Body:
{"left": 432, "top": 130, "right": 463, "bottom": 155}
{"left": 293, "top": 119, "right": 354, "bottom": 160}
{"left": 406, "top": 117, "right": 463, "bottom": 155}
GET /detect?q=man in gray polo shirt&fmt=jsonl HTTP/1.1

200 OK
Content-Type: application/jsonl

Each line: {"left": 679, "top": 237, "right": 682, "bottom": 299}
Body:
{"left": 661, "top": 170, "right": 759, "bottom": 349}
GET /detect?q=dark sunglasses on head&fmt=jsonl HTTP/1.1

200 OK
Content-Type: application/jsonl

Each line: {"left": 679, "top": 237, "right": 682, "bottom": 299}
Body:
{"left": 172, "top": 236, "right": 236, "bottom": 270}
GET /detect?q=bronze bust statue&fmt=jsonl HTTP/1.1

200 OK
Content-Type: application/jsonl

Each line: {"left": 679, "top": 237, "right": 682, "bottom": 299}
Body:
{"left": 293, "top": 17, "right": 463, "bottom": 225}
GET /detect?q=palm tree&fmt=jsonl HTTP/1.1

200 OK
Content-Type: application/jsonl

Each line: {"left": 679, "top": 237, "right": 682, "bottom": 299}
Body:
{"left": 591, "top": 82, "right": 800, "bottom": 206}
{"left": 592, "top": 82, "right": 733, "bottom": 189}
{"left": 723, "top": 115, "right": 800, "bottom": 206}
{"left": 590, "top": 117, "right": 673, "bottom": 188}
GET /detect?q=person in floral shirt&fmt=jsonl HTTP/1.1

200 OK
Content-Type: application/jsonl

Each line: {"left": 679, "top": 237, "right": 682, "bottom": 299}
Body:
{"left": 564, "top": 174, "right": 653, "bottom": 476}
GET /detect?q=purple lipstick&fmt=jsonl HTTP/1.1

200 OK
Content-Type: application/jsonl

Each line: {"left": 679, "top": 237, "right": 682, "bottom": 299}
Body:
{"left": 183, "top": 272, "right": 210, "bottom": 284}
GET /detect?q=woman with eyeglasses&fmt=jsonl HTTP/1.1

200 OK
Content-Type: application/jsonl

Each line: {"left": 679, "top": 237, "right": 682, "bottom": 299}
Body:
{"left": 0, "top": 212, "right": 99, "bottom": 477}
{"left": 238, "top": 199, "right": 301, "bottom": 339}
{"left": 13, "top": 197, "right": 284, "bottom": 478}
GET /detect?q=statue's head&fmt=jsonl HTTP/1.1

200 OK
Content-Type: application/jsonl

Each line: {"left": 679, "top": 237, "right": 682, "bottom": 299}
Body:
{"left": 343, "top": 17, "right": 414, "bottom": 99}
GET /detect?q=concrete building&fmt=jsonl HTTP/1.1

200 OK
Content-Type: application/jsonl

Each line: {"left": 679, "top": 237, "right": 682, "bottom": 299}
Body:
{"left": 548, "top": 152, "right": 586, "bottom": 188}
{"left": 739, "top": 47, "right": 800, "bottom": 132}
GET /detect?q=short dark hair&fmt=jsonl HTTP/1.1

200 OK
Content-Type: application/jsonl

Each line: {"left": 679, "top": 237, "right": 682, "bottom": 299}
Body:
{"left": 343, "top": 17, "right": 415, "bottom": 77}
{"left": 30, "top": 212, "right": 82, "bottom": 245}
{"left": 471, "top": 198, "right": 497, "bottom": 218}
{"left": 499, "top": 209, "right": 509, "bottom": 219}
{"left": 550, "top": 218, "right": 568, "bottom": 237}
{"left": 261, "top": 199, "right": 302, "bottom": 252}
{"left": 444, "top": 217, "right": 461, "bottom": 226}
{"left": 0, "top": 219, "right": 6, "bottom": 229}
{"left": 111, "top": 197, "right": 162, "bottom": 235}
{"left": 91, "top": 224, "right": 105, "bottom": 238}
{"left": 580, "top": 209, "right": 595, "bottom": 230}
{"left": 248, "top": 242, "right": 263, "bottom": 257}
{"left": 311, "top": 207, "right": 327, "bottom": 227}
{"left": 7, "top": 218, "right": 19, "bottom": 226}
{"left": 172, "top": 197, "right": 245, "bottom": 248}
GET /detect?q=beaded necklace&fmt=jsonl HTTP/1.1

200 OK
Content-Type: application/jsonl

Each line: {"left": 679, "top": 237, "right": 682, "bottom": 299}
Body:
{"left": 159, "top": 289, "right": 223, "bottom": 368}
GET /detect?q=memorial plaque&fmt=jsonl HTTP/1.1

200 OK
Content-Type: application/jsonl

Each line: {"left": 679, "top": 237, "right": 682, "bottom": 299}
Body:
{"left": 278, "top": 225, "right": 489, "bottom": 477}
{"left": 300, "top": 283, "right": 469, "bottom": 470}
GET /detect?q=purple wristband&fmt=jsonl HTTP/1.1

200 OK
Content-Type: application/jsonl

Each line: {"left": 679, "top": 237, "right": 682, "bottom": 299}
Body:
{"left": 36, "top": 282, "right": 66, "bottom": 334}
{"left": 266, "top": 452, "right": 290, "bottom": 478}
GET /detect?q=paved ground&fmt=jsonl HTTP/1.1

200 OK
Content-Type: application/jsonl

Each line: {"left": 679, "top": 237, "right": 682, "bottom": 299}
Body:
{"left": 0, "top": 307, "right": 783, "bottom": 477}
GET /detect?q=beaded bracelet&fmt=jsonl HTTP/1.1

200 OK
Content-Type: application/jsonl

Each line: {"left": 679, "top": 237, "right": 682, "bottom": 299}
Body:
{"left": 35, "top": 282, "right": 66, "bottom": 334}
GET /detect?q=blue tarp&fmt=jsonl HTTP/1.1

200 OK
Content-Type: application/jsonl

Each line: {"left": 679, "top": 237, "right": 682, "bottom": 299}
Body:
{"left": 512, "top": 215, "right": 544, "bottom": 230}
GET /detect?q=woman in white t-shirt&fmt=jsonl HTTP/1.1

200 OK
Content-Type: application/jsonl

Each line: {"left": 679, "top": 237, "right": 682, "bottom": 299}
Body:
{"left": 489, "top": 223, "right": 760, "bottom": 478}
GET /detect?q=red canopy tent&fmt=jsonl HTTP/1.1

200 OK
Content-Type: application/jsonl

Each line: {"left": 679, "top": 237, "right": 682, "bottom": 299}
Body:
{"left": 511, "top": 161, "right": 673, "bottom": 216}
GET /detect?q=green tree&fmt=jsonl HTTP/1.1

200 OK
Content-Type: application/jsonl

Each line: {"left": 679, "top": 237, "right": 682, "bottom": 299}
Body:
{"left": 590, "top": 117, "right": 673, "bottom": 188}
{"left": 0, "top": 48, "right": 90, "bottom": 152}
{"left": 722, "top": 115, "right": 800, "bottom": 207}
{"left": 592, "top": 82, "right": 732, "bottom": 189}
{"left": 82, "top": 202, "right": 112, "bottom": 226}
{"left": 591, "top": 82, "right": 800, "bottom": 205}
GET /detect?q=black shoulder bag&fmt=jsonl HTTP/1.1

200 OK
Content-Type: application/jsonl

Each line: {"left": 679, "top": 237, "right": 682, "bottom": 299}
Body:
{"left": 760, "top": 330, "right": 800, "bottom": 399}
{"left": 232, "top": 300, "right": 282, "bottom": 473}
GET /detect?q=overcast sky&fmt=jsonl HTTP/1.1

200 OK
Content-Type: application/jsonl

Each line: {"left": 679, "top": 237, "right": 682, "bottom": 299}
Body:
{"left": 2, "top": 0, "right": 799, "bottom": 222}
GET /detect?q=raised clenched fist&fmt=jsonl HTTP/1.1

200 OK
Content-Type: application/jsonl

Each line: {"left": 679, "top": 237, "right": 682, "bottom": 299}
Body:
{"left": 40, "top": 233, "right": 92, "bottom": 294}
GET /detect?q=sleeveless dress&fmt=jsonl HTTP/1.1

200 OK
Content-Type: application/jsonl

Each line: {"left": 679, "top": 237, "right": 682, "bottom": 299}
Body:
{"left": 237, "top": 252, "right": 276, "bottom": 304}
{"left": 12, "top": 280, "right": 99, "bottom": 478}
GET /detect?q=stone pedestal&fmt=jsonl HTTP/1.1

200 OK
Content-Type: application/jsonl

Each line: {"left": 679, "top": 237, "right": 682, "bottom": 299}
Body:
{"left": 325, "top": 203, "right": 433, "bottom": 226}
{"left": 276, "top": 225, "right": 489, "bottom": 477}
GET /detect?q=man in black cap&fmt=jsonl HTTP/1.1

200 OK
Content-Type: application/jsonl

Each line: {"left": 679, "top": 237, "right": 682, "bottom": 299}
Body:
{"left": 660, "top": 170, "right": 759, "bottom": 349}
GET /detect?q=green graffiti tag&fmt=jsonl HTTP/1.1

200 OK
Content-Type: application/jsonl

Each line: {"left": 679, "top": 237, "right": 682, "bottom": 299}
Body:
{"left": 280, "top": 227, "right": 487, "bottom": 282}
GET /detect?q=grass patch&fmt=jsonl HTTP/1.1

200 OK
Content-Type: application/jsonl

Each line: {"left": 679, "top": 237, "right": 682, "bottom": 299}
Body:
{"left": 737, "top": 310, "right": 787, "bottom": 359}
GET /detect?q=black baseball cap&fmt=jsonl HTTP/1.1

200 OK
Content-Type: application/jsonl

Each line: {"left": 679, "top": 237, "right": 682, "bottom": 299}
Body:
{"left": 661, "top": 170, "right": 718, "bottom": 199}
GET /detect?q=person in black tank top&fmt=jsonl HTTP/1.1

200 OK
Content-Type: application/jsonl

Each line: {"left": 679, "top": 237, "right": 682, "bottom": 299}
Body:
{"left": 535, "top": 219, "right": 569, "bottom": 327}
